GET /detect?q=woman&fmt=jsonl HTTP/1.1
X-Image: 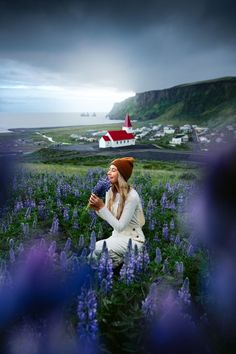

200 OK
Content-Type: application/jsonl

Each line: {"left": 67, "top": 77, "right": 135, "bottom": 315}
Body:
{"left": 89, "top": 157, "right": 145, "bottom": 267}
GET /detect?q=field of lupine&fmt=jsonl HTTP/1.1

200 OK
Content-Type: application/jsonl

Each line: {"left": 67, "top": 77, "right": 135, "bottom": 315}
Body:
{"left": 0, "top": 166, "right": 210, "bottom": 354}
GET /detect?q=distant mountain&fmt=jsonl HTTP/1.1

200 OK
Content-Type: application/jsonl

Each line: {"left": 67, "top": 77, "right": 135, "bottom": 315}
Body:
{"left": 109, "top": 77, "right": 236, "bottom": 127}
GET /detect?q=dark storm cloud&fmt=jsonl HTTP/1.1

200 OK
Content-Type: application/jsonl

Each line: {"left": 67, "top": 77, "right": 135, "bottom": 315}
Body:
{"left": 0, "top": 0, "right": 236, "bottom": 92}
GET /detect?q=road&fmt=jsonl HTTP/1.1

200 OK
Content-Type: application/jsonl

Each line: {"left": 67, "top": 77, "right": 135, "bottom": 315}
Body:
{"left": 54, "top": 143, "right": 209, "bottom": 164}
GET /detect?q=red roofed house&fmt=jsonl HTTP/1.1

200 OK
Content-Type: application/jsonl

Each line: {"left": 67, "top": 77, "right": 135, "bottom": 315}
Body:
{"left": 99, "top": 114, "right": 135, "bottom": 148}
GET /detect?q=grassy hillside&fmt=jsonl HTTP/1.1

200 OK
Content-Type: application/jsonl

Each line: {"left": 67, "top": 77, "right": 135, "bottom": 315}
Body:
{"left": 109, "top": 77, "right": 236, "bottom": 127}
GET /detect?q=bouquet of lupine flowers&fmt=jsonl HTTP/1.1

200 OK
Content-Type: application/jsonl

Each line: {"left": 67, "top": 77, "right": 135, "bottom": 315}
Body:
{"left": 88, "top": 177, "right": 111, "bottom": 208}
{"left": 92, "top": 177, "right": 111, "bottom": 198}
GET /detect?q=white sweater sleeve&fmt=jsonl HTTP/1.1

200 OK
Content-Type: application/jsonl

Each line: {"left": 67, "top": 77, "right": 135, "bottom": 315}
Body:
{"left": 97, "top": 192, "right": 139, "bottom": 232}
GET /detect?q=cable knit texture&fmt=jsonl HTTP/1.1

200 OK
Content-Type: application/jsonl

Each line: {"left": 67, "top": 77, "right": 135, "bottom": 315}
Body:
{"left": 97, "top": 188, "right": 145, "bottom": 242}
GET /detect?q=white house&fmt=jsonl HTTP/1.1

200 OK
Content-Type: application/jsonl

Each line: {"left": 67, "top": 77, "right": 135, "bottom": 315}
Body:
{"left": 170, "top": 134, "right": 189, "bottom": 145}
{"left": 171, "top": 137, "right": 182, "bottom": 145}
{"left": 164, "top": 126, "right": 175, "bottom": 134}
{"left": 99, "top": 114, "right": 135, "bottom": 148}
{"left": 180, "top": 124, "right": 192, "bottom": 133}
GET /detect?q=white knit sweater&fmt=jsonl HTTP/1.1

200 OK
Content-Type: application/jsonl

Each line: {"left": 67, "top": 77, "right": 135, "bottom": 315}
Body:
{"left": 97, "top": 188, "right": 145, "bottom": 242}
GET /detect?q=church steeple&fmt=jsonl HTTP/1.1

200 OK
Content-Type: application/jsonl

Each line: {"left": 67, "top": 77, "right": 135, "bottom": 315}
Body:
{"left": 122, "top": 114, "right": 133, "bottom": 134}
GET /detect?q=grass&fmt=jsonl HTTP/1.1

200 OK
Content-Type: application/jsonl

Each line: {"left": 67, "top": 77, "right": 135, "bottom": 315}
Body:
{"left": 23, "top": 158, "right": 201, "bottom": 185}
{"left": 37, "top": 123, "right": 122, "bottom": 144}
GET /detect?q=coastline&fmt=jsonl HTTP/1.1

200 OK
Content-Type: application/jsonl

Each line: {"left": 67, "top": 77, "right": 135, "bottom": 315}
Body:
{"left": 0, "top": 112, "right": 123, "bottom": 130}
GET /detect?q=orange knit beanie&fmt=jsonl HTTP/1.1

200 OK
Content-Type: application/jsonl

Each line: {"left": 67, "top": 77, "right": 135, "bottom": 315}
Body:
{"left": 111, "top": 157, "right": 135, "bottom": 181}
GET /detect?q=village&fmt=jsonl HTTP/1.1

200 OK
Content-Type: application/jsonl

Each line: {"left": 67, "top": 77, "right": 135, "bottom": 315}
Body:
{"left": 1, "top": 114, "right": 236, "bottom": 156}
{"left": 69, "top": 114, "right": 236, "bottom": 152}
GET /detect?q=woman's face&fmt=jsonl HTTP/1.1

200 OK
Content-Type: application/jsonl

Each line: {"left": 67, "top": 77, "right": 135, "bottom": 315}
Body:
{"left": 107, "top": 164, "right": 119, "bottom": 184}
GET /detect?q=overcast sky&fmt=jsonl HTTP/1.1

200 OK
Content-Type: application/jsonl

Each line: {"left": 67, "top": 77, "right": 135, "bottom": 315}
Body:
{"left": 0, "top": 0, "right": 236, "bottom": 112}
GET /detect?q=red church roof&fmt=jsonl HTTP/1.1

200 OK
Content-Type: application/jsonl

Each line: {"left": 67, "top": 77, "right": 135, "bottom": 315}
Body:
{"left": 124, "top": 114, "right": 132, "bottom": 128}
{"left": 107, "top": 130, "right": 135, "bottom": 141}
{"left": 102, "top": 135, "right": 111, "bottom": 141}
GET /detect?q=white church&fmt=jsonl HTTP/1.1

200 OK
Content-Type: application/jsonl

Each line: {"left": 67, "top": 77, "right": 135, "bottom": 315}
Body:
{"left": 99, "top": 114, "right": 136, "bottom": 148}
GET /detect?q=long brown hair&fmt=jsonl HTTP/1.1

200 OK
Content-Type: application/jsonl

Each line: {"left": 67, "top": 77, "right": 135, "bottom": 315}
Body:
{"left": 108, "top": 172, "right": 130, "bottom": 219}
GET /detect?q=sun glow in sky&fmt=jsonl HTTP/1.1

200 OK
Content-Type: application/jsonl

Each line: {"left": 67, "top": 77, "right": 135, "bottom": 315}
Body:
{"left": 0, "top": 83, "right": 135, "bottom": 112}
{"left": 0, "top": 59, "right": 135, "bottom": 112}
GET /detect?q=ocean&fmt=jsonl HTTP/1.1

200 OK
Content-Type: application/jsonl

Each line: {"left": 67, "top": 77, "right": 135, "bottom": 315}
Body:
{"left": 0, "top": 112, "right": 122, "bottom": 130}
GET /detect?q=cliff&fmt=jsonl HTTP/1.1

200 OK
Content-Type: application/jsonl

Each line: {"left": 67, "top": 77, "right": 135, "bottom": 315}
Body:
{"left": 109, "top": 77, "right": 236, "bottom": 125}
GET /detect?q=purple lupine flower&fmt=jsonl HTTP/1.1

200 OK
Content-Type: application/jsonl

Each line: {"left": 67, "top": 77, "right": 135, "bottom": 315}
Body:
{"left": 14, "top": 200, "right": 24, "bottom": 213}
{"left": 89, "top": 231, "right": 96, "bottom": 253}
{"left": 71, "top": 256, "right": 80, "bottom": 272}
{"left": 160, "top": 192, "right": 168, "bottom": 210}
{"left": 80, "top": 247, "right": 88, "bottom": 263}
{"left": 177, "top": 193, "right": 184, "bottom": 203}
{"left": 98, "top": 247, "right": 113, "bottom": 293}
{"left": 168, "top": 201, "right": 176, "bottom": 210}
{"left": 106, "top": 258, "right": 113, "bottom": 290}
{"left": 135, "top": 250, "right": 143, "bottom": 274}
{"left": 78, "top": 235, "right": 85, "bottom": 249}
{"left": 178, "top": 277, "right": 191, "bottom": 306}
{"left": 162, "top": 223, "right": 168, "bottom": 241}
{"left": 175, "top": 261, "right": 184, "bottom": 274}
{"left": 56, "top": 198, "right": 62, "bottom": 208}
{"left": 92, "top": 177, "right": 111, "bottom": 198}
{"left": 64, "top": 237, "right": 72, "bottom": 253}
{"left": 153, "top": 233, "right": 160, "bottom": 242}
{"left": 100, "top": 278, "right": 108, "bottom": 294}
{"left": 148, "top": 219, "right": 155, "bottom": 231}
{"left": 73, "top": 189, "right": 80, "bottom": 198}
{"left": 60, "top": 251, "right": 67, "bottom": 270}
{"left": 77, "top": 288, "right": 98, "bottom": 341}
{"left": 9, "top": 239, "right": 14, "bottom": 249}
{"left": 73, "top": 208, "right": 78, "bottom": 218}
{"left": 32, "top": 216, "right": 37, "bottom": 229}
{"left": 17, "top": 243, "right": 24, "bottom": 256}
{"left": 27, "top": 186, "right": 33, "bottom": 196}
{"left": 165, "top": 182, "right": 173, "bottom": 193}
{"left": 21, "top": 222, "right": 29, "bottom": 237}
{"left": 1, "top": 223, "right": 7, "bottom": 233}
{"left": 120, "top": 247, "right": 136, "bottom": 285}
{"left": 143, "top": 244, "right": 150, "bottom": 268}
{"left": 126, "top": 250, "right": 136, "bottom": 285}
{"left": 175, "top": 234, "right": 181, "bottom": 246}
{"left": 48, "top": 240, "right": 57, "bottom": 261}
{"left": 89, "top": 211, "right": 97, "bottom": 228}
{"left": 134, "top": 243, "right": 149, "bottom": 274}
{"left": 63, "top": 206, "right": 70, "bottom": 222}
{"left": 162, "top": 259, "right": 169, "bottom": 273}
{"left": 72, "top": 220, "right": 79, "bottom": 229}
{"left": 56, "top": 185, "right": 61, "bottom": 197}
{"left": 50, "top": 215, "right": 59, "bottom": 234}
{"left": 127, "top": 238, "right": 133, "bottom": 253}
{"left": 146, "top": 199, "right": 155, "bottom": 221}
{"left": 142, "top": 282, "right": 159, "bottom": 317}
{"left": 170, "top": 218, "right": 175, "bottom": 230}
{"left": 38, "top": 200, "right": 46, "bottom": 219}
{"left": 24, "top": 207, "right": 31, "bottom": 220}
{"left": 9, "top": 247, "right": 15, "bottom": 263}
{"left": 186, "top": 243, "right": 194, "bottom": 257}
{"left": 25, "top": 198, "right": 36, "bottom": 208}
{"left": 155, "top": 247, "right": 162, "bottom": 264}
{"left": 169, "top": 234, "right": 175, "bottom": 242}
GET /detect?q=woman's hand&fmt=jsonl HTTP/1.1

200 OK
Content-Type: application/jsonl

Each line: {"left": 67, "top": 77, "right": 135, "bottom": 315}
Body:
{"left": 89, "top": 193, "right": 105, "bottom": 211}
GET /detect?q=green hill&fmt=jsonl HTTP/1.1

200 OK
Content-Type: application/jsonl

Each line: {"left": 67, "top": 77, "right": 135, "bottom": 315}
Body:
{"left": 109, "top": 77, "right": 236, "bottom": 127}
